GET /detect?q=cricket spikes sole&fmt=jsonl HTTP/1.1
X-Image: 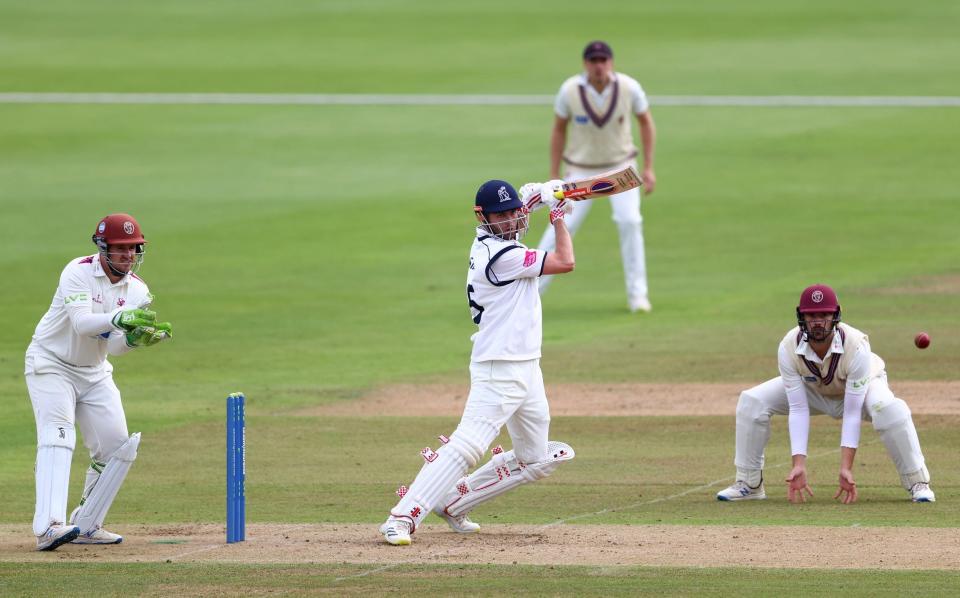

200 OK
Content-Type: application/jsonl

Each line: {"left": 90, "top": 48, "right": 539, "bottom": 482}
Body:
{"left": 716, "top": 480, "right": 767, "bottom": 501}
{"left": 37, "top": 525, "right": 80, "bottom": 551}
{"left": 379, "top": 520, "right": 412, "bottom": 546}
{"left": 72, "top": 527, "right": 123, "bottom": 544}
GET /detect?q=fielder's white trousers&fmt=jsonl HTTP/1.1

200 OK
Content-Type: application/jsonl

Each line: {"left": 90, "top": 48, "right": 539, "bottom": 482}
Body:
{"left": 733, "top": 374, "right": 930, "bottom": 489}
{"left": 25, "top": 348, "right": 130, "bottom": 532}
{"left": 537, "top": 163, "right": 648, "bottom": 304}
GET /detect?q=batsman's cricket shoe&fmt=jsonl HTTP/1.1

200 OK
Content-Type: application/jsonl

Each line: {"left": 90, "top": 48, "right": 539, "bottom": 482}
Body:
{"left": 435, "top": 509, "right": 480, "bottom": 534}
{"left": 72, "top": 527, "right": 123, "bottom": 544}
{"left": 910, "top": 482, "right": 936, "bottom": 503}
{"left": 36, "top": 524, "right": 80, "bottom": 551}
{"left": 716, "top": 480, "right": 766, "bottom": 501}
{"left": 380, "top": 519, "right": 412, "bottom": 546}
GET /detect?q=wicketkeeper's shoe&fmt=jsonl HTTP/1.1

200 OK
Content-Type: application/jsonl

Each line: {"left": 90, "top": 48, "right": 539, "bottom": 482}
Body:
{"left": 910, "top": 482, "right": 936, "bottom": 503}
{"left": 716, "top": 480, "right": 766, "bottom": 501}
{"left": 72, "top": 527, "right": 123, "bottom": 544}
{"left": 36, "top": 524, "right": 80, "bottom": 551}
{"left": 436, "top": 510, "right": 480, "bottom": 534}
{"left": 379, "top": 519, "right": 412, "bottom": 546}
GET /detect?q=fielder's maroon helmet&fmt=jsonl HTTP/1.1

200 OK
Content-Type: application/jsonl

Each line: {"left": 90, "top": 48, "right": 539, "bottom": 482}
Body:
{"left": 92, "top": 213, "right": 146, "bottom": 252}
{"left": 796, "top": 284, "right": 841, "bottom": 334}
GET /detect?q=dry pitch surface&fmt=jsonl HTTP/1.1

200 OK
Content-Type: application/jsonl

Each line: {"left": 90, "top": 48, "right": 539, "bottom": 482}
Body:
{"left": 4, "top": 382, "right": 957, "bottom": 569}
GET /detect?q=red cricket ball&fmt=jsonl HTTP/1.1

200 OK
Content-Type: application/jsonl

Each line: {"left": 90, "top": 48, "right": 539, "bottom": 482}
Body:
{"left": 914, "top": 332, "right": 931, "bottom": 349}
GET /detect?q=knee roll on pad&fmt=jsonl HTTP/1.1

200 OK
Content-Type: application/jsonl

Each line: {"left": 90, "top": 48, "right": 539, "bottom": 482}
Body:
{"left": 39, "top": 424, "right": 76, "bottom": 450}
{"left": 447, "top": 418, "right": 499, "bottom": 468}
{"left": 870, "top": 398, "right": 911, "bottom": 431}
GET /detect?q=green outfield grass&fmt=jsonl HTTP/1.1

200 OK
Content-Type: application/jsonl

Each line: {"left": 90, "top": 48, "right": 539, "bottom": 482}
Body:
{"left": 1, "top": 0, "right": 958, "bottom": 594}
{"left": 3, "top": 563, "right": 960, "bottom": 597}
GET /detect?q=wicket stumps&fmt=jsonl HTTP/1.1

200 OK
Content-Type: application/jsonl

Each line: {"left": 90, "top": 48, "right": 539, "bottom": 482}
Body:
{"left": 227, "top": 392, "right": 246, "bottom": 543}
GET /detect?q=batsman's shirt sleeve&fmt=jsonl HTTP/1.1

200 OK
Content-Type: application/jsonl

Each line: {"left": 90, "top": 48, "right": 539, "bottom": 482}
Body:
{"left": 60, "top": 263, "right": 121, "bottom": 337}
{"left": 779, "top": 340, "right": 810, "bottom": 456}
{"left": 486, "top": 246, "right": 548, "bottom": 284}
{"left": 840, "top": 344, "right": 871, "bottom": 448}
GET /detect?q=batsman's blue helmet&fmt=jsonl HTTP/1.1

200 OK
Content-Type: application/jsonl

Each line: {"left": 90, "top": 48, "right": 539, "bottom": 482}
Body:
{"left": 475, "top": 180, "right": 523, "bottom": 214}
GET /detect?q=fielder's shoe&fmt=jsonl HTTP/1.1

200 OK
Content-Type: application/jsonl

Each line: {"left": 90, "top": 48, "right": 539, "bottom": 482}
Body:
{"left": 72, "top": 527, "right": 123, "bottom": 544}
{"left": 379, "top": 519, "right": 412, "bottom": 546}
{"left": 910, "top": 482, "right": 936, "bottom": 503}
{"left": 629, "top": 296, "right": 652, "bottom": 313}
{"left": 436, "top": 510, "right": 480, "bottom": 534}
{"left": 717, "top": 480, "right": 766, "bottom": 501}
{"left": 36, "top": 524, "right": 80, "bottom": 551}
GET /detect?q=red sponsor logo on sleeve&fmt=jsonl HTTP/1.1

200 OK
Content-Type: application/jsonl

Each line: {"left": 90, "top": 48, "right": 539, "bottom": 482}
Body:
{"left": 523, "top": 250, "right": 537, "bottom": 267}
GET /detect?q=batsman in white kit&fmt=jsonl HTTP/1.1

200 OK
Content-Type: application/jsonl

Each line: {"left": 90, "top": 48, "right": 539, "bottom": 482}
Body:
{"left": 717, "top": 284, "right": 935, "bottom": 504}
{"left": 380, "top": 179, "right": 577, "bottom": 545}
{"left": 25, "top": 214, "right": 173, "bottom": 551}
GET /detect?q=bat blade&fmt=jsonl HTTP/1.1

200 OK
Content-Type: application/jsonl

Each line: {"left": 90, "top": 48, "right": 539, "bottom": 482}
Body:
{"left": 561, "top": 165, "right": 642, "bottom": 201}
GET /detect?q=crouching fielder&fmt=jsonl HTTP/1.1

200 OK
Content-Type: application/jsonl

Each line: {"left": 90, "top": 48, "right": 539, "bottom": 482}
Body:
{"left": 380, "top": 179, "right": 577, "bottom": 545}
{"left": 717, "top": 284, "right": 934, "bottom": 504}
{"left": 26, "top": 214, "right": 172, "bottom": 551}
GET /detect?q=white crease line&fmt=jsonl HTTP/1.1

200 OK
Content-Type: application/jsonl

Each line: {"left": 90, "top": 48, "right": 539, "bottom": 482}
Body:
{"left": 333, "top": 441, "right": 881, "bottom": 584}
{"left": 165, "top": 542, "right": 225, "bottom": 561}
{"left": 541, "top": 440, "right": 880, "bottom": 528}
{"left": 334, "top": 562, "right": 403, "bottom": 583}
{"left": 1, "top": 92, "right": 959, "bottom": 107}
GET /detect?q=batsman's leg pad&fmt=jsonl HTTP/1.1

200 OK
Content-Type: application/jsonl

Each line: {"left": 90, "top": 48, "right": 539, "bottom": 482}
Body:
{"left": 390, "top": 418, "right": 499, "bottom": 532}
{"left": 442, "top": 440, "right": 574, "bottom": 518}
{"left": 34, "top": 424, "right": 76, "bottom": 536}
{"left": 70, "top": 433, "right": 140, "bottom": 533}
{"left": 870, "top": 398, "right": 928, "bottom": 489}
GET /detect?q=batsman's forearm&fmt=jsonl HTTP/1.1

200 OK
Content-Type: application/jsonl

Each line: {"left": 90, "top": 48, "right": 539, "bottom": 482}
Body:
{"left": 552, "top": 220, "right": 575, "bottom": 270}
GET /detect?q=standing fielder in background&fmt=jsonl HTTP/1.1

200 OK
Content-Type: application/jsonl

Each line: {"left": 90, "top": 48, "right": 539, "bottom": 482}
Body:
{"left": 537, "top": 40, "right": 657, "bottom": 313}
{"left": 717, "top": 284, "right": 935, "bottom": 504}
{"left": 380, "top": 179, "right": 577, "bottom": 545}
{"left": 26, "top": 214, "right": 172, "bottom": 551}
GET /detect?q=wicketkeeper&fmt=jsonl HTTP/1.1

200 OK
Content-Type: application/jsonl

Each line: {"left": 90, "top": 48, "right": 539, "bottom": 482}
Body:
{"left": 25, "top": 214, "right": 172, "bottom": 550}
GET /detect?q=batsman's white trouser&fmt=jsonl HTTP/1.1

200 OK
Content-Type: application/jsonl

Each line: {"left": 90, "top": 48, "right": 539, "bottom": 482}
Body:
{"left": 26, "top": 349, "right": 132, "bottom": 535}
{"left": 733, "top": 375, "right": 930, "bottom": 489}
{"left": 537, "top": 163, "right": 647, "bottom": 303}
{"left": 389, "top": 359, "right": 551, "bottom": 531}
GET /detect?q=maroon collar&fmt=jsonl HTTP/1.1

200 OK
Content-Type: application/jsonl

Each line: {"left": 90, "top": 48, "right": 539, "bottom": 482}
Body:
{"left": 578, "top": 76, "right": 619, "bottom": 128}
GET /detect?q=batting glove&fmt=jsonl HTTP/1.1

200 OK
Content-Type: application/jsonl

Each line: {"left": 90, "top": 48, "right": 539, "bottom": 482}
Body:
{"left": 549, "top": 201, "right": 573, "bottom": 224}
{"left": 112, "top": 308, "right": 156, "bottom": 332}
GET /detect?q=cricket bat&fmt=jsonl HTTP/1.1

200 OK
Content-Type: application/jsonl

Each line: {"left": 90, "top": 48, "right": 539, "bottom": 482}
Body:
{"left": 524, "top": 165, "right": 642, "bottom": 210}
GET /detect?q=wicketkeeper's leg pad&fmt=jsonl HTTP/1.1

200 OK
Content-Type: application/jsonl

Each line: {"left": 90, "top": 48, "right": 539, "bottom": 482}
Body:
{"left": 34, "top": 424, "right": 76, "bottom": 536}
{"left": 70, "top": 433, "right": 140, "bottom": 533}
{"left": 440, "top": 440, "right": 574, "bottom": 518}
